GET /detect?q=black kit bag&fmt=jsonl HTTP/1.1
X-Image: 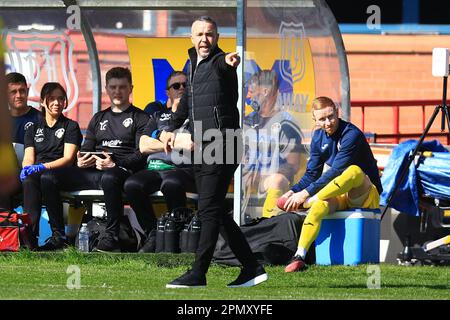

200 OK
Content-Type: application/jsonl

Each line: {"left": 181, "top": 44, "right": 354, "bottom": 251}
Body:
{"left": 213, "top": 212, "right": 315, "bottom": 266}
{"left": 85, "top": 214, "right": 144, "bottom": 252}
{"left": 86, "top": 217, "right": 106, "bottom": 252}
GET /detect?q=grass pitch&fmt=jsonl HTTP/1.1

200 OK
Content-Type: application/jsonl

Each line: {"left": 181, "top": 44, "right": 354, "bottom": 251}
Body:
{"left": 0, "top": 248, "right": 448, "bottom": 300}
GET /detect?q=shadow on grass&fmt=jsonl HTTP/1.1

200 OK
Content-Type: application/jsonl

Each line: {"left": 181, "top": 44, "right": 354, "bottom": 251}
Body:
{"left": 329, "top": 284, "right": 450, "bottom": 290}
{"left": 0, "top": 248, "right": 196, "bottom": 268}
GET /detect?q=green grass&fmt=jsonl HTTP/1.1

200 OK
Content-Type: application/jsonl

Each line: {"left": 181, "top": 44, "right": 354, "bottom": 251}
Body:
{"left": 0, "top": 248, "right": 449, "bottom": 300}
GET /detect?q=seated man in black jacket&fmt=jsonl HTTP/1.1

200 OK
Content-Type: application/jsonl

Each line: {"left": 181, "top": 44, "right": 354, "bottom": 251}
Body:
{"left": 39, "top": 67, "right": 149, "bottom": 251}
{"left": 143, "top": 71, "right": 187, "bottom": 116}
{"left": 124, "top": 71, "right": 196, "bottom": 253}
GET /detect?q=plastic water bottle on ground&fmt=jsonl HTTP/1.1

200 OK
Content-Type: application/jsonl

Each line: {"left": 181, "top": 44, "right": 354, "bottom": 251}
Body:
{"left": 187, "top": 215, "right": 201, "bottom": 253}
{"left": 78, "top": 223, "right": 89, "bottom": 253}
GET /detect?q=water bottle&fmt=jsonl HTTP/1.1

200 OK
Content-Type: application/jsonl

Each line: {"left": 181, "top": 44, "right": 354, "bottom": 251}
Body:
{"left": 163, "top": 218, "right": 180, "bottom": 253}
{"left": 155, "top": 216, "right": 167, "bottom": 253}
{"left": 179, "top": 223, "right": 190, "bottom": 253}
{"left": 187, "top": 215, "right": 201, "bottom": 253}
{"left": 399, "top": 235, "right": 413, "bottom": 265}
{"left": 78, "top": 223, "right": 89, "bottom": 253}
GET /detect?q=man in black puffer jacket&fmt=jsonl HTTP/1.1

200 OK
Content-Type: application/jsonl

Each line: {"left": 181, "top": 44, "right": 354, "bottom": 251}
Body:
{"left": 163, "top": 16, "right": 268, "bottom": 289}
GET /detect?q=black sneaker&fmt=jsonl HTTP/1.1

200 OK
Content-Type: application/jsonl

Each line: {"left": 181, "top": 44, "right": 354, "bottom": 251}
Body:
{"left": 166, "top": 269, "right": 207, "bottom": 288}
{"left": 139, "top": 229, "right": 156, "bottom": 253}
{"left": 94, "top": 234, "right": 120, "bottom": 253}
{"left": 227, "top": 265, "right": 268, "bottom": 288}
{"left": 37, "top": 233, "right": 67, "bottom": 251}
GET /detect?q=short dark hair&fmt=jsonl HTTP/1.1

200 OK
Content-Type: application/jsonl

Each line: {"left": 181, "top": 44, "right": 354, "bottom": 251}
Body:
{"left": 105, "top": 67, "right": 132, "bottom": 85}
{"left": 193, "top": 16, "right": 218, "bottom": 33}
{"left": 6, "top": 72, "right": 27, "bottom": 86}
{"left": 40, "top": 82, "right": 68, "bottom": 114}
{"left": 249, "top": 70, "right": 279, "bottom": 97}
{"left": 166, "top": 71, "right": 186, "bottom": 89}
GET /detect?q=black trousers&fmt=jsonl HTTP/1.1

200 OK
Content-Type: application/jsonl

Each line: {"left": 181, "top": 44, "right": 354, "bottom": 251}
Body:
{"left": 124, "top": 167, "right": 196, "bottom": 234}
{"left": 21, "top": 172, "right": 42, "bottom": 243}
{"left": 191, "top": 140, "right": 259, "bottom": 275}
{"left": 40, "top": 166, "right": 131, "bottom": 239}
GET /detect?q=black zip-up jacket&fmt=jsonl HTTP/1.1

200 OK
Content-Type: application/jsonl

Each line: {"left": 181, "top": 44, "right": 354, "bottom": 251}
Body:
{"left": 171, "top": 46, "right": 240, "bottom": 141}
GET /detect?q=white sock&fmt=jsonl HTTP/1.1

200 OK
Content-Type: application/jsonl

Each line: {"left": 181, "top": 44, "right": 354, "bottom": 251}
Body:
{"left": 295, "top": 247, "right": 307, "bottom": 260}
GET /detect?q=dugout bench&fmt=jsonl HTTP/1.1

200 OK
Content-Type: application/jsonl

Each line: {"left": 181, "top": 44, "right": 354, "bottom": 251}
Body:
{"left": 60, "top": 190, "right": 200, "bottom": 219}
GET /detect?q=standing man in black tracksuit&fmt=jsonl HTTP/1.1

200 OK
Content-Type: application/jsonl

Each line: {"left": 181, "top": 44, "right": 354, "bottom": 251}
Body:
{"left": 163, "top": 16, "right": 268, "bottom": 288}
{"left": 39, "top": 67, "right": 149, "bottom": 251}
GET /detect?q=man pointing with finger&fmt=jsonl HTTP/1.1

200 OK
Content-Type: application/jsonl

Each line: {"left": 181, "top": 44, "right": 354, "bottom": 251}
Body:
{"left": 163, "top": 16, "right": 268, "bottom": 289}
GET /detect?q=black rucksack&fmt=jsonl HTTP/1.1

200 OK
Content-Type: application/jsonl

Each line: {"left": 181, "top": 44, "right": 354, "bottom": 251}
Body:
{"left": 86, "top": 214, "right": 144, "bottom": 252}
{"left": 213, "top": 212, "right": 315, "bottom": 266}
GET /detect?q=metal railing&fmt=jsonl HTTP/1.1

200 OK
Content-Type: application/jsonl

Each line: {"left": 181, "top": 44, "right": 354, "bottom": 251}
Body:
{"left": 352, "top": 100, "right": 450, "bottom": 145}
